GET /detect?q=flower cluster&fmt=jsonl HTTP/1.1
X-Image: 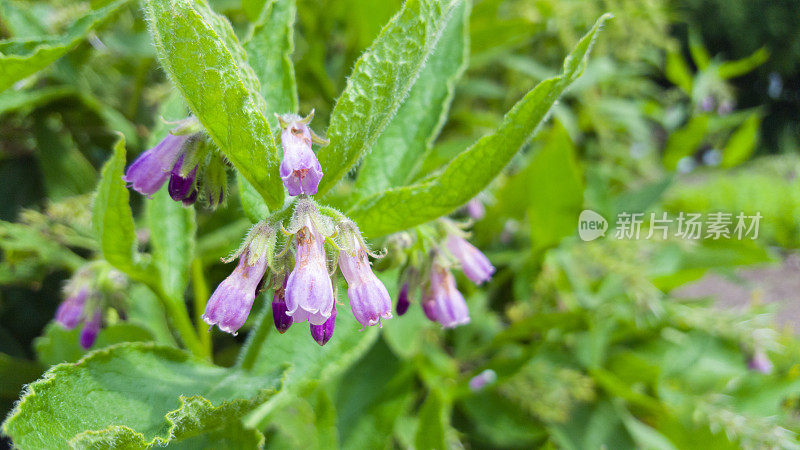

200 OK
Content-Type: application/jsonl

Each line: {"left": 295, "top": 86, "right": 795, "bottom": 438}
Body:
{"left": 123, "top": 117, "right": 226, "bottom": 208}
{"left": 158, "top": 109, "right": 495, "bottom": 346}
{"left": 394, "top": 220, "right": 495, "bottom": 329}
{"left": 53, "top": 263, "right": 127, "bottom": 349}
{"left": 202, "top": 198, "right": 394, "bottom": 345}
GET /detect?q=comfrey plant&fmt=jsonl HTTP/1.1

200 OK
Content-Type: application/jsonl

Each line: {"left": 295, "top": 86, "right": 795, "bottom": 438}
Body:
{"left": 1, "top": 1, "right": 613, "bottom": 447}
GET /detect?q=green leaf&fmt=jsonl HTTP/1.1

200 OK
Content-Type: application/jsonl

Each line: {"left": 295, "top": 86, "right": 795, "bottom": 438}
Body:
{"left": 415, "top": 388, "right": 449, "bottom": 450}
{"left": 721, "top": 113, "right": 760, "bottom": 168}
{"left": 245, "top": 304, "right": 379, "bottom": 429}
{"left": 526, "top": 122, "right": 583, "bottom": 252}
{"left": 244, "top": 0, "right": 298, "bottom": 117}
{"left": 143, "top": 0, "right": 284, "bottom": 209}
{"left": 33, "top": 322, "right": 154, "bottom": 367}
{"left": 0, "top": 0, "right": 129, "bottom": 92}
{"left": 665, "top": 49, "right": 693, "bottom": 94}
{"left": 33, "top": 116, "right": 97, "bottom": 200}
{"left": 662, "top": 114, "right": 708, "bottom": 170}
{"left": 92, "top": 135, "right": 151, "bottom": 283}
{"left": 348, "top": 14, "right": 612, "bottom": 237}
{"left": 353, "top": 0, "right": 469, "bottom": 199}
{"left": 2, "top": 343, "right": 284, "bottom": 448}
{"left": 0, "top": 86, "right": 73, "bottom": 116}
{"left": 146, "top": 189, "right": 196, "bottom": 303}
{"left": 236, "top": 0, "right": 299, "bottom": 221}
{"left": 718, "top": 47, "right": 769, "bottom": 80}
{"left": 315, "top": 0, "right": 466, "bottom": 195}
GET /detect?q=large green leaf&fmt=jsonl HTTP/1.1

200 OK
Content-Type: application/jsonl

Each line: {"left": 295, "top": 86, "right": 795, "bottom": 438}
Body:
{"left": 146, "top": 189, "right": 196, "bottom": 303}
{"left": 353, "top": 0, "right": 469, "bottom": 199}
{"left": 237, "top": 0, "right": 299, "bottom": 222}
{"left": 348, "top": 14, "right": 612, "bottom": 237}
{"left": 2, "top": 343, "right": 284, "bottom": 448}
{"left": 143, "top": 0, "right": 284, "bottom": 209}
{"left": 0, "top": 0, "right": 129, "bottom": 92}
{"left": 245, "top": 304, "right": 379, "bottom": 428}
{"left": 33, "top": 322, "right": 154, "bottom": 367}
{"left": 244, "top": 0, "right": 298, "bottom": 117}
{"left": 315, "top": 0, "right": 465, "bottom": 195}
{"left": 92, "top": 135, "right": 151, "bottom": 283}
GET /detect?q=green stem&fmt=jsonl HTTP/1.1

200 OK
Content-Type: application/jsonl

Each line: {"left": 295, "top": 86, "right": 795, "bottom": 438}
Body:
{"left": 191, "top": 258, "right": 212, "bottom": 354}
{"left": 237, "top": 292, "right": 273, "bottom": 371}
{"left": 160, "top": 288, "right": 208, "bottom": 359}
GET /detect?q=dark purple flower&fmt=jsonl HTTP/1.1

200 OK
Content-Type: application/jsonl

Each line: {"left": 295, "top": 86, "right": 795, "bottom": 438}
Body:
{"left": 310, "top": 304, "right": 336, "bottom": 346}
{"left": 202, "top": 251, "right": 269, "bottom": 335}
{"left": 272, "top": 286, "right": 292, "bottom": 334}
{"left": 55, "top": 288, "right": 88, "bottom": 329}
{"left": 748, "top": 350, "right": 773, "bottom": 374}
{"left": 396, "top": 283, "right": 410, "bottom": 316}
{"left": 168, "top": 154, "right": 198, "bottom": 202}
{"left": 285, "top": 221, "right": 334, "bottom": 325}
{"left": 278, "top": 115, "right": 324, "bottom": 196}
{"left": 466, "top": 198, "right": 485, "bottom": 220}
{"left": 182, "top": 189, "right": 198, "bottom": 206}
{"left": 339, "top": 245, "right": 392, "bottom": 328}
{"left": 429, "top": 265, "right": 470, "bottom": 328}
{"left": 79, "top": 309, "right": 102, "bottom": 349}
{"left": 446, "top": 235, "right": 495, "bottom": 285}
{"left": 123, "top": 133, "right": 190, "bottom": 197}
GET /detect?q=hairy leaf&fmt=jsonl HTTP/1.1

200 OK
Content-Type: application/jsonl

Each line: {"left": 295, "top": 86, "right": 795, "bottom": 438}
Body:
{"left": 33, "top": 322, "right": 154, "bottom": 367}
{"left": 92, "top": 135, "right": 151, "bottom": 282}
{"left": 315, "top": 0, "right": 464, "bottom": 195}
{"left": 246, "top": 304, "right": 379, "bottom": 429}
{"left": 349, "top": 14, "right": 612, "bottom": 237}
{"left": 146, "top": 189, "right": 196, "bottom": 303}
{"left": 2, "top": 343, "right": 284, "bottom": 448}
{"left": 0, "top": 0, "right": 129, "bottom": 92}
{"left": 237, "top": 0, "right": 299, "bottom": 222}
{"left": 354, "top": 0, "right": 469, "bottom": 199}
{"left": 143, "top": 0, "right": 284, "bottom": 209}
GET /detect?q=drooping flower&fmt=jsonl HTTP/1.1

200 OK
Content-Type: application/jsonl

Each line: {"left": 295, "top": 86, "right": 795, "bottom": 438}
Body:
{"left": 468, "top": 369, "right": 497, "bottom": 392}
{"left": 338, "top": 233, "right": 392, "bottom": 328}
{"left": 123, "top": 133, "right": 189, "bottom": 196}
{"left": 79, "top": 308, "right": 102, "bottom": 349}
{"left": 446, "top": 234, "right": 495, "bottom": 285}
{"left": 277, "top": 111, "right": 328, "bottom": 196}
{"left": 310, "top": 304, "right": 336, "bottom": 346}
{"left": 203, "top": 250, "right": 269, "bottom": 335}
{"left": 748, "top": 350, "right": 773, "bottom": 374}
{"left": 396, "top": 283, "right": 410, "bottom": 316}
{"left": 55, "top": 287, "right": 88, "bottom": 329}
{"left": 421, "top": 294, "right": 438, "bottom": 322}
{"left": 466, "top": 198, "right": 485, "bottom": 220}
{"left": 428, "top": 264, "right": 470, "bottom": 328}
{"left": 285, "top": 218, "right": 335, "bottom": 325}
{"left": 167, "top": 154, "right": 198, "bottom": 204}
{"left": 272, "top": 281, "right": 292, "bottom": 334}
